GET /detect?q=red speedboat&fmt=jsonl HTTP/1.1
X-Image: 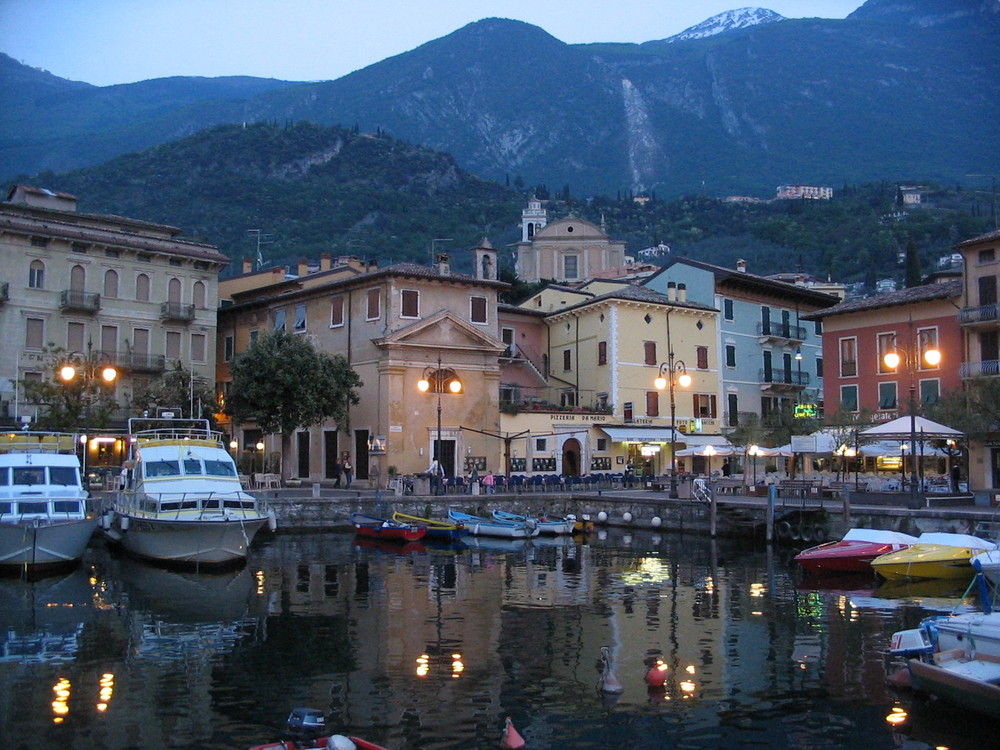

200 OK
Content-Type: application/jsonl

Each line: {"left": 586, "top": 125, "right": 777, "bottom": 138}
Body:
{"left": 794, "top": 528, "right": 918, "bottom": 574}
{"left": 250, "top": 737, "right": 389, "bottom": 750}
{"left": 351, "top": 513, "right": 426, "bottom": 543}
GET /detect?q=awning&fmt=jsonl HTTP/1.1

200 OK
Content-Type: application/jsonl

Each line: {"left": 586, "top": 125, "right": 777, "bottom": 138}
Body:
{"left": 680, "top": 435, "right": 733, "bottom": 449}
{"left": 601, "top": 427, "right": 682, "bottom": 443}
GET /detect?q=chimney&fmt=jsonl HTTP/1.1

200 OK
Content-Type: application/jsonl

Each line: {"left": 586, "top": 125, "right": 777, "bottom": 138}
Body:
{"left": 242, "top": 258, "right": 253, "bottom": 274}
{"left": 297, "top": 257, "right": 309, "bottom": 277}
{"left": 666, "top": 281, "right": 677, "bottom": 302}
{"left": 677, "top": 283, "right": 687, "bottom": 303}
{"left": 320, "top": 252, "right": 331, "bottom": 271}
{"left": 367, "top": 258, "right": 378, "bottom": 272}
{"left": 436, "top": 253, "right": 451, "bottom": 276}
{"left": 736, "top": 259, "right": 747, "bottom": 273}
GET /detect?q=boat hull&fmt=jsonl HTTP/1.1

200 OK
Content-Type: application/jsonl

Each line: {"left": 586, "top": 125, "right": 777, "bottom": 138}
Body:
{"left": 908, "top": 651, "right": 1000, "bottom": 719}
{"left": 352, "top": 523, "right": 426, "bottom": 543}
{"left": 391, "top": 512, "right": 467, "bottom": 540}
{"left": 0, "top": 516, "right": 98, "bottom": 571}
{"left": 106, "top": 513, "right": 268, "bottom": 566}
{"left": 872, "top": 544, "right": 981, "bottom": 580}
{"left": 973, "top": 549, "right": 1000, "bottom": 585}
{"left": 449, "top": 510, "right": 538, "bottom": 538}
{"left": 933, "top": 612, "right": 1000, "bottom": 660}
{"left": 794, "top": 540, "right": 901, "bottom": 574}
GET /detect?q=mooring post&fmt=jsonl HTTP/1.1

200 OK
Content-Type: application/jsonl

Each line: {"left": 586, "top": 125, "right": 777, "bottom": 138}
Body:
{"left": 766, "top": 483, "right": 777, "bottom": 543}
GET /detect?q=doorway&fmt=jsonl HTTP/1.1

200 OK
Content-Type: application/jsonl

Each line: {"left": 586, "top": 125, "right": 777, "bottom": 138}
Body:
{"left": 562, "top": 438, "right": 581, "bottom": 477}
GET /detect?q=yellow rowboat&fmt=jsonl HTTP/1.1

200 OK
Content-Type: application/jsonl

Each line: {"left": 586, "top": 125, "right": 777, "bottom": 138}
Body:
{"left": 872, "top": 532, "right": 996, "bottom": 581}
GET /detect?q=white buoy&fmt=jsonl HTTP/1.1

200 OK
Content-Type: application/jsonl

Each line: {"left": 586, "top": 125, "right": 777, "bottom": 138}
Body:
{"left": 597, "top": 511, "right": 608, "bottom": 522}
{"left": 651, "top": 516, "right": 662, "bottom": 527}
{"left": 622, "top": 511, "right": 633, "bottom": 523}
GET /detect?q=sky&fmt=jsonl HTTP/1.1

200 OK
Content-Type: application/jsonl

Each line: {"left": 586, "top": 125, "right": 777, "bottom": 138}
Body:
{"left": 0, "top": 0, "right": 865, "bottom": 87}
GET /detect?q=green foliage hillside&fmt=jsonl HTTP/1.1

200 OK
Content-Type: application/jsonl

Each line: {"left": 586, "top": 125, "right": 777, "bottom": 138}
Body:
{"left": 15, "top": 120, "right": 994, "bottom": 287}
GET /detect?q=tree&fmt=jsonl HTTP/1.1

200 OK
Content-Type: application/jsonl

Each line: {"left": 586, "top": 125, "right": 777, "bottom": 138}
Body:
{"left": 225, "top": 331, "right": 362, "bottom": 478}
{"left": 19, "top": 346, "right": 122, "bottom": 431}
{"left": 131, "top": 361, "right": 219, "bottom": 423}
{"left": 926, "top": 378, "right": 1000, "bottom": 443}
{"left": 903, "top": 240, "right": 922, "bottom": 288}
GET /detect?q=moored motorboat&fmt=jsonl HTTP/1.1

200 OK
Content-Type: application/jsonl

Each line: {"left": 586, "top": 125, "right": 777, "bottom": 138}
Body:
{"left": 448, "top": 509, "right": 539, "bottom": 539}
{"left": 250, "top": 734, "right": 389, "bottom": 750}
{"left": 492, "top": 509, "right": 574, "bottom": 535}
{"left": 794, "top": 528, "right": 918, "bottom": 575}
{"left": 391, "top": 511, "right": 467, "bottom": 540}
{"left": 102, "top": 419, "right": 275, "bottom": 567}
{"left": 351, "top": 512, "right": 426, "bottom": 543}
{"left": 973, "top": 548, "right": 1000, "bottom": 585}
{"left": 0, "top": 431, "right": 97, "bottom": 574}
{"left": 871, "top": 532, "right": 996, "bottom": 581}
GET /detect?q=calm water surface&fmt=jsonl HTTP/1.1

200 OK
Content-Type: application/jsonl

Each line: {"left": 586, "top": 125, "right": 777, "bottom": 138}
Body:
{"left": 0, "top": 528, "right": 994, "bottom": 750}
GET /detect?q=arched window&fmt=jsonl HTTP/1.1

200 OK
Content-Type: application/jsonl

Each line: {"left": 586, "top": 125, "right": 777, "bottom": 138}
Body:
{"left": 193, "top": 280, "right": 206, "bottom": 308}
{"left": 103, "top": 269, "right": 119, "bottom": 298}
{"left": 28, "top": 260, "right": 45, "bottom": 289}
{"left": 70, "top": 264, "right": 86, "bottom": 291}
{"left": 136, "top": 273, "right": 150, "bottom": 302}
{"left": 167, "top": 277, "right": 181, "bottom": 303}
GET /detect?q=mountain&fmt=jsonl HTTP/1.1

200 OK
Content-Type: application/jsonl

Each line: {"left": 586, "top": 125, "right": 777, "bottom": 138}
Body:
{"left": 665, "top": 7, "right": 785, "bottom": 42}
{"left": 2, "top": 0, "right": 999, "bottom": 197}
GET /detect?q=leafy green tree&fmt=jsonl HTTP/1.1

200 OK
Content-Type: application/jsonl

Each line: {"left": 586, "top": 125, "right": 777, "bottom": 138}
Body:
{"left": 19, "top": 346, "right": 122, "bottom": 431}
{"left": 131, "top": 361, "right": 219, "bottom": 423}
{"left": 926, "top": 378, "right": 1000, "bottom": 443}
{"left": 225, "top": 331, "right": 362, "bottom": 478}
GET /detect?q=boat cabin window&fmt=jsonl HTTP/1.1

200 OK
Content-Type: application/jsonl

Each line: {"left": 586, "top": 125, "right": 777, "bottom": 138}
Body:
{"left": 204, "top": 460, "right": 236, "bottom": 477}
{"left": 17, "top": 501, "right": 47, "bottom": 515}
{"left": 0, "top": 469, "right": 7, "bottom": 485}
{"left": 0, "top": 501, "right": 12, "bottom": 514}
{"left": 49, "top": 467, "right": 78, "bottom": 485}
{"left": 183, "top": 458, "right": 203, "bottom": 475}
{"left": 158, "top": 499, "right": 199, "bottom": 511}
{"left": 13, "top": 467, "right": 45, "bottom": 485}
{"left": 144, "top": 460, "right": 181, "bottom": 478}
{"left": 53, "top": 500, "right": 83, "bottom": 514}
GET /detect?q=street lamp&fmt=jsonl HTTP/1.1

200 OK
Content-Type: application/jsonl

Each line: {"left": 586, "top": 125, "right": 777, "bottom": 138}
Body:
{"left": 255, "top": 440, "right": 265, "bottom": 474}
{"left": 58, "top": 353, "right": 119, "bottom": 428}
{"left": 882, "top": 332, "right": 941, "bottom": 504}
{"left": 748, "top": 444, "right": 760, "bottom": 488}
{"left": 418, "top": 355, "right": 462, "bottom": 495}
{"left": 654, "top": 354, "right": 692, "bottom": 498}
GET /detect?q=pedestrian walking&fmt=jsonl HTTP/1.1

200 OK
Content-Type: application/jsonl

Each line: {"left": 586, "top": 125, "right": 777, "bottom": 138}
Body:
{"left": 343, "top": 457, "right": 353, "bottom": 487}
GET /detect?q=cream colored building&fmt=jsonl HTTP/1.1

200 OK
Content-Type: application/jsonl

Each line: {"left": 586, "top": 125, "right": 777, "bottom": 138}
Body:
{"left": 0, "top": 185, "right": 227, "bottom": 437}
{"left": 217, "top": 247, "right": 508, "bottom": 483}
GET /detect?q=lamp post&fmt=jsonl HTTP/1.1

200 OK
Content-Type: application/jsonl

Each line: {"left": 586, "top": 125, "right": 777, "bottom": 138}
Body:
{"left": 58, "top": 353, "right": 118, "bottom": 429}
{"left": 654, "top": 351, "right": 692, "bottom": 499}
{"left": 883, "top": 332, "right": 940, "bottom": 505}
{"left": 255, "top": 440, "right": 265, "bottom": 474}
{"left": 748, "top": 444, "right": 760, "bottom": 488}
{"left": 418, "top": 355, "right": 462, "bottom": 495}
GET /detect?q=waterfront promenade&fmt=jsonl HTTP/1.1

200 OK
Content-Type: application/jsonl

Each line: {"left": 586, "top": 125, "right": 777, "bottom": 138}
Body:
{"left": 245, "top": 478, "right": 1000, "bottom": 542}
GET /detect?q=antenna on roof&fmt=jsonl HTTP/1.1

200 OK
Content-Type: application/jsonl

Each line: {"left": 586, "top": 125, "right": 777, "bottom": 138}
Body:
{"left": 247, "top": 229, "right": 274, "bottom": 271}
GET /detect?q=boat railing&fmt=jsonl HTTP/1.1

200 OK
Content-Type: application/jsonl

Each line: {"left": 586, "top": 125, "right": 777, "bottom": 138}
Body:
{"left": 1, "top": 431, "right": 81, "bottom": 454}
{"left": 120, "top": 491, "right": 268, "bottom": 519}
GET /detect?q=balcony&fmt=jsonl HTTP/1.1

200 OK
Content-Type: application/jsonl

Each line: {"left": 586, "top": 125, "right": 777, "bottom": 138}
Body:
{"left": 160, "top": 301, "right": 195, "bottom": 322}
{"left": 126, "top": 353, "right": 167, "bottom": 373}
{"left": 760, "top": 368, "right": 810, "bottom": 393}
{"left": 60, "top": 290, "right": 100, "bottom": 314}
{"left": 757, "top": 321, "right": 807, "bottom": 345}
{"left": 958, "top": 303, "right": 999, "bottom": 328}
{"left": 960, "top": 360, "right": 1000, "bottom": 378}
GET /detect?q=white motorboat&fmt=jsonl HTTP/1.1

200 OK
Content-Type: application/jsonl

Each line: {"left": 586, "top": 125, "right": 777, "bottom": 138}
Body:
{"left": 102, "top": 419, "right": 275, "bottom": 566}
{"left": 973, "top": 548, "right": 1000, "bottom": 585}
{"left": 0, "top": 432, "right": 97, "bottom": 574}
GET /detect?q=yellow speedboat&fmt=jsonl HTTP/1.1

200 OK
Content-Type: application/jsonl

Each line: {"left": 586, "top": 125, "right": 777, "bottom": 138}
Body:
{"left": 871, "top": 532, "right": 996, "bottom": 580}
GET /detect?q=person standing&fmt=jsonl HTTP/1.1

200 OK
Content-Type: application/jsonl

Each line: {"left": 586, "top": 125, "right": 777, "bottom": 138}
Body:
{"left": 332, "top": 459, "right": 343, "bottom": 488}
{"left": 343, "top": 456, "right": 353, "bottom": 488}
{"left": 483, "top": 470, "right": 495, "bottom": 494}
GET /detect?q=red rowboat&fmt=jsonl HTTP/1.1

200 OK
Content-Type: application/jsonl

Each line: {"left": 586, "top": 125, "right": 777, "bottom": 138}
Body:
{"left": 351, "top": 513, "right": 426, "bottom": 543}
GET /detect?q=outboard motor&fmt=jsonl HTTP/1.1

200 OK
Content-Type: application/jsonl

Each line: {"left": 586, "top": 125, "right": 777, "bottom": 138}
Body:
{"left": 889, "top": 627, "right": 935, "bottom": 658}
{"left": 286, "top": 707, "right": 325, "bottom": 738}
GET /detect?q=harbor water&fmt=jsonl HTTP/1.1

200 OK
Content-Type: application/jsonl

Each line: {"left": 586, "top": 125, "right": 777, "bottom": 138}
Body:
{"left": 0, "top": 528, "right": 994, "bottom": 750}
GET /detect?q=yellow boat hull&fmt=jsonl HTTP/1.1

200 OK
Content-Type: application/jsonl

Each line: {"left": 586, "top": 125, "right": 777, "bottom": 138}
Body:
{"left": 872, "top": 544, "right": 977, "bottom": 580}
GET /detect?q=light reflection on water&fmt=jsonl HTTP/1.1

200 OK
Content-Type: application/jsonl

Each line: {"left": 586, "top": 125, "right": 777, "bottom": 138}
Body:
{"left": 0, "top": 529, "right": 993, "bottom": 750}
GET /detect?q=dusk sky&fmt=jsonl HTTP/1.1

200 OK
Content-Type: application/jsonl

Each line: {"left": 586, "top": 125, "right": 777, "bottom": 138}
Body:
{"left": 1, "top": 0, "right": 865, "bottom": 87}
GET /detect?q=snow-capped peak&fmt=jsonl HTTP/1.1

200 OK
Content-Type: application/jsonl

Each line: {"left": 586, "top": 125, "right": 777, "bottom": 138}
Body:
{"left": 667, "top": 7, "right": 785, "bottom": 42}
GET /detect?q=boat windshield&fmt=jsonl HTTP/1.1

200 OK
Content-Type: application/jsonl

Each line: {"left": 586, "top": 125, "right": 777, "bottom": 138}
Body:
{"left": 204, "top": 460, "right": 236, "bottom": 477}
{"left": 12, "top": 467, "right": 45, "bottom": 485}
{"left": 144, "top": 460, "right": 181, "bottom": 478}
{"left": 183, "top": 458, "right": 203, "bottom": 475}
{"left": 49, "top": 467, "right": 79, "bottom": 486}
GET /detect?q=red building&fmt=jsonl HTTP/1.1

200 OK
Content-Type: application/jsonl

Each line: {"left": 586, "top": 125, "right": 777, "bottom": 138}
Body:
{"left": 803, "top": 280, "right": 963, "bottom": 421}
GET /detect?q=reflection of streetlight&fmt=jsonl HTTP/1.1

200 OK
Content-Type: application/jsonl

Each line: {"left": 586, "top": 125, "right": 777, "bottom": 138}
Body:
{"left": 654, "top": 317, "right": 692, "bottom": 498}
{"left": 883, "top": 332, "right": 941, "bottom": 504}
{"left": 418, "top": 355, "right": 462, "bottom": 495}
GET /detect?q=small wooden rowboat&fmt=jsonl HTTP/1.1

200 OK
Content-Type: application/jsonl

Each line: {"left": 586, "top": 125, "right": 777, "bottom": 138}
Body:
{"left": 492, "top": 509, "right": 574, "bottom": 535}
{"left": 391, "top": 511, "right": 467, "bottom": 540}
{"left": 351, "top": 512, "right": 426, "bottom": 543}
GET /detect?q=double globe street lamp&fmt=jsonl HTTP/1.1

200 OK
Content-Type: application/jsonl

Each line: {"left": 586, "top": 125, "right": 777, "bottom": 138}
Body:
{"left": 417, "top": 355, "right": 462, "bottom": 495}
{"left": 882, "top": 333, "right": 941, "bottom": 505}
{"left": 654, "top": 357, "right": 692, "bottom": 498}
